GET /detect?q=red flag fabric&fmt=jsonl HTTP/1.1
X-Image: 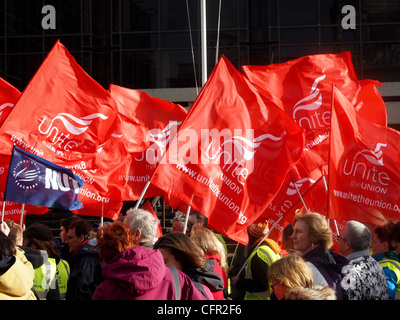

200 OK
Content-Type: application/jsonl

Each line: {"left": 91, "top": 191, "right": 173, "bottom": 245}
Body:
{"left": 149, "top": 56, "right": 304, "bottom": 244}
{"left": 242, "top": 52, "right": 361, "bottom": 159}
{"left": 0, "top": 41, "right": 148, "bottom": 221}
{"left": 142, "top": 199, "right": 163, "bottom": 239}
{"left": 242, "top": 52, "right": 388, "bottom": 235}
{"left": 329, "top": 87, "right": 400, "bottom": 226}
{"left": 0, "top": 40, "right": 119, "bottom": 168}
{"left": 109, "top": 84, "right": 187, "bottom": 200}
{"left": 353, "top": 79, "right": 387, "bottom": 127}
{"left": 0, "top": 78, "right": 21, "bottom": 126}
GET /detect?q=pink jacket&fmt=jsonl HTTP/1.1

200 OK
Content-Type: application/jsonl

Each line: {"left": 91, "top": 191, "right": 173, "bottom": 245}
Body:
{"left": 92, "top": 246, "right": 206, "bottom": 300}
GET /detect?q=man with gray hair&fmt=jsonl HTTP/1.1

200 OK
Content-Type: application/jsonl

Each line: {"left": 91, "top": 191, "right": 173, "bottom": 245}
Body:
{"left": 338, "top": 220, "right": 389, "bottom": 300}
{"left": 123, "top": 208, "right": 160, "bottom": 249}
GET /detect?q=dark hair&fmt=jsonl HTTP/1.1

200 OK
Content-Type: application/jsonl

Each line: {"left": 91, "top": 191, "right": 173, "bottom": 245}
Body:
{"left": 69, "top": 220, "right": 92, "bottom": 240}
{"left": 374, "top": 221, "right": 396, "bottom": 251}
{"left": 0, "top": 231, "right": 16, "bottom": 260}
{"left": 23, "top": 223, "right": 60, "bottom": 261}
{"left": 154, "top": 232, "right": 206, "bottom": 269}
{"left": 60, "top": 215, "right": 82, "bottom": 232}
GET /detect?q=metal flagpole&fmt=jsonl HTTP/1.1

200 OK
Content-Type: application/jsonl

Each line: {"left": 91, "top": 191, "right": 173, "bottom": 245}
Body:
{"left": 182, "top": 194, "right": 194, "bottom": 234}
{"left": 200, "top": 0, "right": 207, "bottom": 86}
{"left": 20, "top": 203, "right": 25, "bottom": 227}
{"left": 322, "top": 175, "right": 339, "bottom": 235}
{"left": 289, "top": 171, "right": 310, "bottom": 213}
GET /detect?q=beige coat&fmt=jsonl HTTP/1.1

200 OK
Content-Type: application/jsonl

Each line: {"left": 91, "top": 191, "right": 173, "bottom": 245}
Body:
{"left": 0, "top": 248, "right": 36, "bottom": 300}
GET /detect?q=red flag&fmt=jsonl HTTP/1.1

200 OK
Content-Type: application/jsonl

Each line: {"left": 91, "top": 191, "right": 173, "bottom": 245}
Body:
{"left": 109, "top": 84, "right": 187, "bottom": 200}
{"left": 142, "top": 199, "right": 163, "bottom": 239}
{"left": 0, "top": 78, "right": 21, "bottom": 126}
{"left": 353, "top": 80, "right": 387, "bottom": 127}
{"left": 149, "top": 56, "right": 304, "bottom": 244}
{"left": 0, "top": 41, "right": 149, "bottom": 221}
{"left": 329, "top": 87, "right": 400, "bottom": 226}
{"left": 0, "top": 40, "right": 119, "bottom": 168}
{"left": 242, "top": 52, "right": 388, "bottom": 232}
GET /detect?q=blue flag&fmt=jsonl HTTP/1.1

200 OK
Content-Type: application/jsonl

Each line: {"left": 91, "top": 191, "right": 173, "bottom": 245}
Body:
{"left": 5, "top": 146, "right": 83, "bottom": 210}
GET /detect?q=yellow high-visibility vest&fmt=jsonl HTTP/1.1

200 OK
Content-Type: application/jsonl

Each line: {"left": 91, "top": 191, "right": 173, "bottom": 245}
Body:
{"left": 244, "top": 245, "right": 280, "bottom": 300}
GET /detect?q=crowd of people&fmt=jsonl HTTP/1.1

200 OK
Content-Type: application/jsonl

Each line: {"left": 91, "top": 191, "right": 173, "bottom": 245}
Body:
{"left": 0, "top": 207, "right": 399, "bottom": 300}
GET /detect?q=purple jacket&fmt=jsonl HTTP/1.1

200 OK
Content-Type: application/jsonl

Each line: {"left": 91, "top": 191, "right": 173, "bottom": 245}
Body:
{"left": 92, "top": 246, "right": 206, "bottom": 300}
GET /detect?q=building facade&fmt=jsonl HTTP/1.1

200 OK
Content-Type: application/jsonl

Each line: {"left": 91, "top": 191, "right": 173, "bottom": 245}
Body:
{"left": 0, "top": 0, "right": 399, "bottom": 127}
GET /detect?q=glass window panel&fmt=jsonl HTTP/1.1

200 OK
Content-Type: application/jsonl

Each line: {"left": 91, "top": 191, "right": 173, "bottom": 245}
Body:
{"left": 161, "top": 32, "right": 193, "bottom": 49}
{"left": 161, "top": 50, "right": 198, "bottom": 88}
{"left": 122, "top": 33, "right": 159, "bottom": 49}
{"left": 279, "top": 0, "right": 318, "bottom": 26}
{"left": 320, "top": 27, "right": 360, "bottom": 43}
{"left": 161, "top": 0, "right": 198, "bottom": 31}
{"left": 362, "top": 43, "right": 400, "bottom": 81}
{"left": 363, "top": 25, "right": 400, "bottom": 42}
{"left": 280, "top": 28, "right": 319, "bottom": 45}
{"left": 121, "top": 0, "right": 159, "bottom": 32}
{"left": 363, "top": 0, "right": 400, "bottom": 23}
{"left": 207, "top": 0, "right": 238, "bottom": 30}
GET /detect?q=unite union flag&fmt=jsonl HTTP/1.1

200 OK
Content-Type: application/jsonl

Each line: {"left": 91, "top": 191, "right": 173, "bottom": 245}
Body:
{"left": 329, "top": 87, "right": 400, "bottom": 226}
{"left": 149, "top": 56, "right": 305, "bottom": 244}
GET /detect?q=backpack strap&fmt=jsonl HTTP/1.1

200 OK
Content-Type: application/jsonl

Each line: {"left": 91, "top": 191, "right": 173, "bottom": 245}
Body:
{"left": 168, "top": 265, "right": 181, "bottom": 300}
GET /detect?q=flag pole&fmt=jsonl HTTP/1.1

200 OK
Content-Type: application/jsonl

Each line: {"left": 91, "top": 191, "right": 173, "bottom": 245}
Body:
{"left": 322, "top": 174, "right": 339, "bottom": 235}
{"left": 182, "top": 194, "right": 194, "bottom": 234}
{"left": 19, "top": 203, "right": 25, "bottom": 227}
{"left": 134, "top": 181, "right": 151, "bottom": 209}
{"left": 182, "top": 205, "right": 191, "bottom": 234}
{"left": 235, "top": 215, "right": 283, "bottom": 277}
{"left": 289, "top": 171, "right": 309, "bottom": 213}
{"left": 1, "top": 198, "right": 5, "bottom": 223}
{"left": 101, "top": 201, "right": 104, "bottom": 227}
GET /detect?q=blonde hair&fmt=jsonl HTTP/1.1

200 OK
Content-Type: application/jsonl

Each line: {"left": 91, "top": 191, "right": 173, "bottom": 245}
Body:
{"left": 268, "top": 252, "right": 313, "bottom": 289}
{"left": 293, "top": 211, "right": 333, "bottom": 250}
{"left": 190, "top": 227, "right": 227, "bottom": 271}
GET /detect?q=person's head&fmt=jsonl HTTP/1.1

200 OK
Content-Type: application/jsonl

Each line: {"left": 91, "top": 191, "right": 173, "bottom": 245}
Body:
{"left": 171, "top": 211, "right": 186, "bottom": 233}
{"left": 371, "top": 221, "right": 396, "bottom": 255}
{"left": 248, "top": 220, "right": 270, "bottom": 245}
{"left": 23, "top": 223, "right": 60, "bottom": 259}
{"left": 6, "top": 220, "right": 23, "bottom": 246}
{"left": 96, "top": 221, "right": 139, "bottom": 264}
{"left": 337, "top": 220, "right": 371, "bottom": 257}
{"left": 154, "top": 232, "right": 205, "bottom": 271}
{"left": 0, "top": 230, "right": 16, "bottom": 260}
{"left": 60, "top": 215, "right": 82, "bottom": 244}
{"left": 187, "top": 211, "right": 208, "bottom": 235}
{"left": 282, "top": 223, "right": 294, "bottom": 251}
{"left": 291, "top": 211, "right": 333, "bottom": 253}
{"left": 66, "top": 220, "right": 91, "bottom": 253}
{"left": 190, "top": 227, "right": 227, "bottom": 269}
{"left": 268, "top": 252, "right": 314, "bottom": 300}
{"left": 123, "top": 208, "right": 159, "bottom": 242}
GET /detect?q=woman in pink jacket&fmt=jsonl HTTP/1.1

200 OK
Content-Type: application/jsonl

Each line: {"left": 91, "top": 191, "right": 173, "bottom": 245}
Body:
{"left": 92, "top": 221, "right": 205, "bottom": 300}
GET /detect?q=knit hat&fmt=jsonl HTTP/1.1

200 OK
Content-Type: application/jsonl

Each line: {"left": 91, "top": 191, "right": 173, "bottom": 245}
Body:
{"left": 24, "top": 223, "right": 53, "bottom": 241}
{"left": 248, "top": 220, "right": 269, "bottom": 238}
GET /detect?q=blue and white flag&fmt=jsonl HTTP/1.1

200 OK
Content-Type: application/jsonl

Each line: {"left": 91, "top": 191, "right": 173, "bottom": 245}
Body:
{"left": 5, "top": 146, "right": 83, "bottom": 210}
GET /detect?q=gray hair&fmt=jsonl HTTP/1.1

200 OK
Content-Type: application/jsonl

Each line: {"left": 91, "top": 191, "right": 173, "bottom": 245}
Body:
{"left": 345, "top": 220, "right": 371, "bottom": 252}
{"left": 123, "top": 208, "right": 159, "bottom": 242}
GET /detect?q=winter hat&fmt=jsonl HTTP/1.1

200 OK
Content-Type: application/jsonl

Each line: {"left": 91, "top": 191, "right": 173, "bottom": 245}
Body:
{"left": 248, "top": 220, "right": 269, "bottom": 238}
{"left": 24, "top": 223, "right": 53, "bottom": 241}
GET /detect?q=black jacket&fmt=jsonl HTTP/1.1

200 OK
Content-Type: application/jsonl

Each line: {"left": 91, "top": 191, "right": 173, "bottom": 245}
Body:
{"left": 66, "top": 238, "right": 103, "bottom": 300}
